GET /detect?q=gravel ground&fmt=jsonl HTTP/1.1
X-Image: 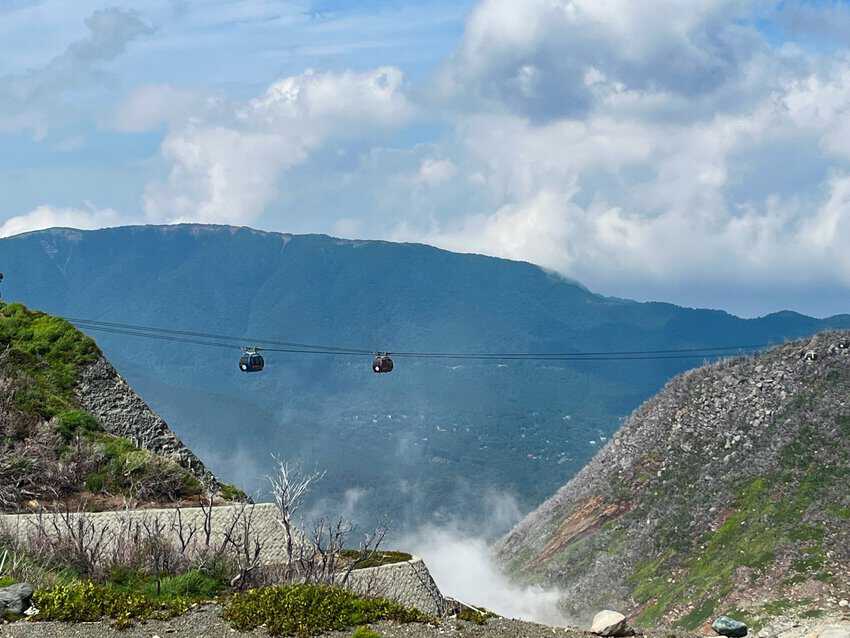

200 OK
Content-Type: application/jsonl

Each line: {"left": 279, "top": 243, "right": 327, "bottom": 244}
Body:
{"left": 0, "top": 604, "right": 597, "bottom": 638}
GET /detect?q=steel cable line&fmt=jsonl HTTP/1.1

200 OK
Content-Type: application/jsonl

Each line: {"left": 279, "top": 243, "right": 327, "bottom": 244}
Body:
{"left": 75, "top": 323, "right": 762, "bottom": 362}
{"left": 68, "top": 317, "right": 374, "bottom": 354}
{"left": 67, "top": 316, "right": 769, "bottom": 360}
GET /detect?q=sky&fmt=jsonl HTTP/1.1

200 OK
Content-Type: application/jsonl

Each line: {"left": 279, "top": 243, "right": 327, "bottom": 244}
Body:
{"left": 1, "top": 0, "right": 850, "bottom": 317}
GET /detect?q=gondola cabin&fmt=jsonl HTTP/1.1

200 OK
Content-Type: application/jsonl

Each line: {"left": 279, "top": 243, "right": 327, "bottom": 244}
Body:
{"left": 372, "top": 354, "right": 394, "bottom": 374}
{"left": 239, "top": 349, "right": 265, "bottom": 373}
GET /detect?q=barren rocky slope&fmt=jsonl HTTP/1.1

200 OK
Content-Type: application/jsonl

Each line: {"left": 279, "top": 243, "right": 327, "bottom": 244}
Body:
{"left": 0, "top": 302, "right": 226, "bottom": 511}
{"left": 498, "top": 332, "right": 850, "bottom": 631}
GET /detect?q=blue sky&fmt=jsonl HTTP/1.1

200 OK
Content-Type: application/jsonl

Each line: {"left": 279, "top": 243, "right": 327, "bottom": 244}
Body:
{"left": 2, "top": 0, "right": 850, "bottom": 317}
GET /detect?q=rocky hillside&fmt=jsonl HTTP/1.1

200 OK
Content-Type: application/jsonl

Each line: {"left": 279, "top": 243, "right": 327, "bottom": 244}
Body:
{"left": 498, "top": 331, "right": 850, "bottom": 631}
{"left": 0, "top": 302, "right": 235, "bottom": 511}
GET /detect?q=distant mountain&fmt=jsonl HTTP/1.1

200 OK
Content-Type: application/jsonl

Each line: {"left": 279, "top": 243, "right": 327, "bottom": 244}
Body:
{"left": 1, "top": 224, "right": 848, "bottom": 529}
{"left": 498, "top": 332, "right": 850, "bottom": 631}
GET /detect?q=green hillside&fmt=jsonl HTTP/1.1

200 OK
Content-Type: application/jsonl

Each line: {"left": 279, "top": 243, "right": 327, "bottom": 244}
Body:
{"left": 0, "top": 302, "right": 204, "bottom": 511}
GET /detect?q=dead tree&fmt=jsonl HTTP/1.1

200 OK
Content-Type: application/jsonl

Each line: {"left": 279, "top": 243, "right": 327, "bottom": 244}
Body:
{"left": 268, "top": 456, "right": 324, "bottom": 581}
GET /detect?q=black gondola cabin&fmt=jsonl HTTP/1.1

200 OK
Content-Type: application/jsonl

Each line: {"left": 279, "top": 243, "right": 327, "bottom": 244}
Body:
{"left": 372, "top": 354, "right": 394, "bottom": 373}
{"left": 239, "top": 350, "right": 264, "bottom": 373}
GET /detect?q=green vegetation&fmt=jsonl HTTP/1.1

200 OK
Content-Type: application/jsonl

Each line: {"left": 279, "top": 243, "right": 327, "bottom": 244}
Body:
{"left": 33, "top": 580, "right": 195, "bottom": 629}
{"left": 339, "top": 550, "right": 413, "bottom": 569}
{"left": 0, "top": 302, "right": 204, "bottom": 507}
{"left": 222, "top": 584, "right": 428, "bottom": 637}
{"left": 219, "top": 482, "right": 248, "bottom": 501}
{"left": 838, "top": 416, "right": 850, "bottom": 437}
{"left": 631, "top": 420, "right": 850, "bottom": 630}
{"left": 456, "top": 605, "right": 498, "bottom": 625}
{"left": 81, "top": 431, "right": 202, "bottom": 500}
{"left": 56, "top": 409, "right": 102, "bottom": 442}
{"left": 0, "top": 303, "right": 99, "bottom": 419}
{"left": 351, "top": 627, "right": 383, "bottom": 638}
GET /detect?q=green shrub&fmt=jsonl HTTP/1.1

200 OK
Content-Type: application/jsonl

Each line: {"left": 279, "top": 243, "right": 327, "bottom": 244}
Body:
{"left": 56, "top": 410, "right": 101, "bottom": 442}
{"left": 222, "top": 584, "right": 428, "bottom": 637}
{"left": 148, "top": 570, "right": 225, "bottom": 599}
{"left": 33, "top": 581, "right": 191, "bottom": 628}
{"left": 84, "top": 472, "right": 105, "bottom": 493}
{"left": 352, "top": 627, "right": 383, "bottom": 638}
{"left": 0, "top": 576, "right": 15, "bottom": 588}
{"left": 83, "top": 432, "right": 200, "bottom": 500}
{"left": 219, "top": 483, "right": 248, "bottom": 501}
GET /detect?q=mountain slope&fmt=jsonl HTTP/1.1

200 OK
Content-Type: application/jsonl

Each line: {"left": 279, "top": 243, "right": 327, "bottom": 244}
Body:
{"left": 498, "top": 331, "right": 850, "bottom": 630}
{"left": 0, "top": 302, "right": 230, "bottom": 511}
{"left": 1, "top": 224, "right": 848, "bottom": 528}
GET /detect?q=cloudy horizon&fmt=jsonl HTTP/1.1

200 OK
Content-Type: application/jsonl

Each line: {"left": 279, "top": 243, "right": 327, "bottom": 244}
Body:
{"left": 3, "top": 0, "right": 850, "bottom": 317}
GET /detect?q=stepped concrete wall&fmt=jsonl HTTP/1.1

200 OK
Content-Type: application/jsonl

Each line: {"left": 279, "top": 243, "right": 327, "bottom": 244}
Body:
{"left": 0, "top": 503, "right": 446, "bottom": 616}
{"left": 345, "top": 557, "right": 447, "bottom": 617}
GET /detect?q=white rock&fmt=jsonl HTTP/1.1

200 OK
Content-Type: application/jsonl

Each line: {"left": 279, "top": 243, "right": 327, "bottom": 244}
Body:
{"left": 591, "top": 610, "right": 634, "bottom": 637}
{"left": 818, "top": 627, "right": 850, "bottom": 638}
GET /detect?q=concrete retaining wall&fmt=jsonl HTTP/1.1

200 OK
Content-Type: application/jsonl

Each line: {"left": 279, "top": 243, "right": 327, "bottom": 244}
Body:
{"left": 345, "top": 557, "right": 447, "bottom": 617}
{"left": 0, "top": 504, "right": 447, "bottom": 616}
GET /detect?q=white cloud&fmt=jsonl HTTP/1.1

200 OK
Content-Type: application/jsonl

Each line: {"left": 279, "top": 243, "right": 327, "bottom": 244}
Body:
{"left": 0, "top": 205, "right": 123, "bottom": 238}
{"left": 111, "top": 84, "right": 217, "bottom": 133}
{"left": 373, "top": 4, "right": 850, "bottom": 314}
{"left": 0, "top": 7, "right": 152, "bottom": 138}
{"left": 415, "top": 158, "right": 457, "bottom": 186}
{"left": 143, "top": 67, "right": 412, "bottom": 225}
{"left": 439, "top": 0, "right": 764, "bottom": 120}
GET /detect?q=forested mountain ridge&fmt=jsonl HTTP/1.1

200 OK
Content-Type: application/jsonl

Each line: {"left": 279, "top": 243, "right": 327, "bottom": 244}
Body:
{"left": 498, "top": 332, "right": 850, "bottom": 631}
{"left": 1, "top": 224, "right": 848, "bottom": 528}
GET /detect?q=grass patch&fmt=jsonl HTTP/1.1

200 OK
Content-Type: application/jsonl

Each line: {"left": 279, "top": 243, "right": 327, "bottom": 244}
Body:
{"left": 339, "top": 550, "right": 413, "bottom": 569}
{"left": 222, "top": 584, "right": 428, "bottom": 637}
{"left": 351, "top": 628, "right": 383, "bottom": 638}
{"left": 457, "top": 606, "right": 498, "bottom": 625}
{"left": 0, "top": 303, "right": 99, "bottom": 420}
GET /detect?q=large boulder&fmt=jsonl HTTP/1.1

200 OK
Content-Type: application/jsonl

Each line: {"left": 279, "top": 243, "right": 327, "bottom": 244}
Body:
{"left": 0, "top": 583, "right": 34, "bottom": 616}
{"left": 712, "top": 616, "right": 748, "bottom": 637}
{"left": 591, "top": 610, "right": 635, "bottom": 637}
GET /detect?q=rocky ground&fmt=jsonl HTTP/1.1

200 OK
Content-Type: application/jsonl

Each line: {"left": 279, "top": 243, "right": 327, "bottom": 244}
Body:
{"left": 2, "top": 605, "right": 848, "bottom": 638}
{"left": 0, "top": 604, "right": 592, "bottom": 638}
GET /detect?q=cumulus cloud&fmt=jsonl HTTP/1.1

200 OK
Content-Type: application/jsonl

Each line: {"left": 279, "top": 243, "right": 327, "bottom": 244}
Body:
{"left": 143, "top": 67, "right": 412, "bottom": 224}
{"left": 0, "top": 8, "right": 152, "bottom": 138}
{"left": 439, "top": 0, "right": 764, "bottom": 121}
{"left": 371, "top": 1, "right": 850, "bottom": 315}
{"left": 0, "top": 205, "right": 123, "bottom": 238}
